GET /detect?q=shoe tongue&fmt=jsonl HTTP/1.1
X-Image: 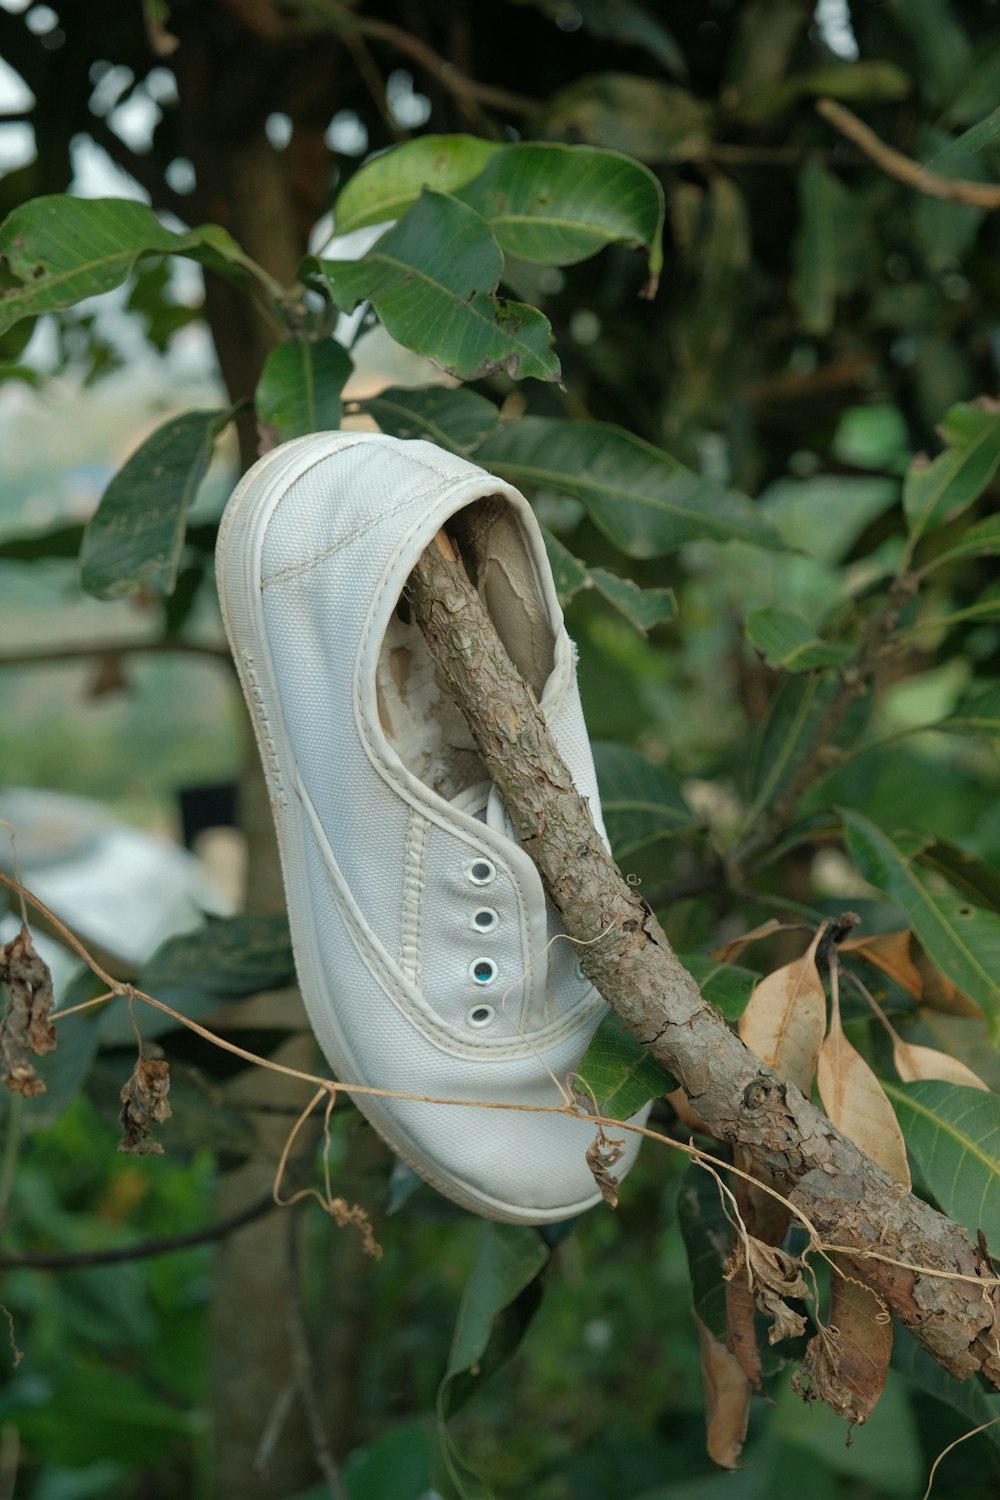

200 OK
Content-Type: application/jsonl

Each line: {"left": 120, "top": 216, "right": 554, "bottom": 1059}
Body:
{"left": 450, "top": 781, "right": 518, "bottom": 842}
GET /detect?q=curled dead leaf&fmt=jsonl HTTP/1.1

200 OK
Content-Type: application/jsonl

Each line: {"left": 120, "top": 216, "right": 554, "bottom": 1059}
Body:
{"left": 0, "top": 924, "right": 56, "bottom": 1096}
{"left": 728, "top": 1236, "right": 810, "bottom": 1347}
{"left": 119, "top": 1055, "right": 172, "bottom": 1155}
{"left": 841, "top": 930, "right": 980, "bottom": 1018}
{"left": 586, "top": 1124, "right": 625, "bottom": 1208}
{"left": 817, "top": 1007, "right": 911, "bottom": 1188}
{"left": 711, "top": 917, "right": 783, "bottom": 965}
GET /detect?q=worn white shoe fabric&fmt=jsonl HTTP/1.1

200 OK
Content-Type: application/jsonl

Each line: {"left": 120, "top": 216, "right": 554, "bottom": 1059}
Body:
{"left": 216, "top": 431, "right": 643, "bottom": 1223}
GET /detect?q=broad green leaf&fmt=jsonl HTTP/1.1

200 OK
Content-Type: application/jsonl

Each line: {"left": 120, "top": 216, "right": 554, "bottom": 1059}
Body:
{"left": 940, "top": 104, "right": 1000, "bottom": 155}
{"left": 843, "top": 811, "right": 1000, "bottom": 1039}
{"left": 913, "top": 835, "right": 1000, "bottom": 913}
{"left": 576, "top": 1010, "right": 675, "bottom": 1120}
{"left": 0, "top": 196, "right": 264, "bottom": 335}
{"left": 538, "top": 532, "right": 675, "bottom": 630}
{"left": 745, "top": 674, "right": 835, "bottom": 814}
{"left": 440, "top": 1222, "right": 549, "bottom": 1416}
{"left": 903, "top": 401, "right": 1000, "bottom": 542}
{"left": 592, "top": 741, "right": 699, "bottom": 859}
{"left": 760, "top": 476, "right": 899, "bottom": 565}
{"left": 321, "top": 191, "right": 559, "bottom": 383}
{"left": 540, "top": 527, "right": 588, "bottom": 605}
{"left": 679, "top": 955, "right": 760, "bottom": 1022}
{"left": 885, "top": 1080, "right": 1000, "bottom": 1246}
{"left": 341, "top": 1420, "right": 435, "bottom": 1500}
{"left": 332, "top": 134, "right": 500, "bottom": 236}
{"left": 922, "top": 511, "right": 1000, "bottom": 571}
{"left": 539, "top": 75, "right": 711, "bottom": 162}
{"left": 677, "top": 1162, "right": 736, "bottom": 1340}
{"left": 937, "top": 681, "right": 1000, "bottom": 737}
{"left": 740, "top": 60, "right": 910, "bottom": 123}
{"left": 913, "top": 579, "right": 1000, "bottom": 631}
{"left": 80, "top": 408, "right": 233, "bottom": 599}
{"left": 746, "top": 608, "right": 852, "bottom": 672}
{"left": 255, "top": 338, "right": 352, "bottom": 440}
{"left": 588, "top": 568, "right": 676, "bottom": 633}
{"left": 456, "top": 142, "right": 664, "bottom": 286}
{"left": 476, "top": 417, "right": 780, "bottom": 557}
{"left": 510, "top": 0, "right": 687, "bottom": 76}
{"left": 138, "top": 913, "right": 294, "bottom": 1004}
{"left": 892, "top": 1338, "right": 1000, "bottom": 1457}
{"left": 357, "top": 384, "right": 500, "bottom": 453}
{"left": 792, "top": 164, "right": 875, "bottom": 335}
{"left": 14, "top": 1365, "right": 200, "bottom": 1466}
{"left": 886, "top": 0, "right": 971, "bottom": 108}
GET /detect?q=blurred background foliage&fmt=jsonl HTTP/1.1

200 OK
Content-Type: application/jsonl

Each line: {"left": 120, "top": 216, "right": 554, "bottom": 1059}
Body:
{"left": 2, "top": 1, "right": 1000, "bottom": 1497}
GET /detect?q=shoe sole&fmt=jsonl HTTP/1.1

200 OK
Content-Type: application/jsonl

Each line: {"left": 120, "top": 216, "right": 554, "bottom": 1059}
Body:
{"left": 216, "top": 434, "right": 604, "bottom": 1224}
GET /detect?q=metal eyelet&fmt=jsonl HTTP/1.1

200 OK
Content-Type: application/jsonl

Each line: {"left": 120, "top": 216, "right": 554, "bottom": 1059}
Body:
{"left": 471, "top": 907, "right": 499, "bottom": 933}
{"left": 467, "top": 1003, "right": 495, "bottom": 1028}
{"left": 470, "top": 957, "right": 498, "bottom": 985}
{"left": 576, "top": 960, "right": 587, "bottom": 980}
{"left": 467, "top": 857, "right": 496, "bottom": 886}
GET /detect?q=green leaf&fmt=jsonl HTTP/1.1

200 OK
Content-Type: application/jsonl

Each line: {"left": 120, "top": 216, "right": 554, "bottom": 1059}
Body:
{"left": 885, "top": 1080, "right": 1000, "bottom": 1246}
{"left": 588, "top": 568, "right": 676, "bottom": 633}
{"left": 540, "top": 527, "right": 588, "bottom": 605}
{"left": 80, "top": 408, "right": 233, "bottom": 599}
{"left": 321, "top": 191, "right": 559, "bottom": 383}
{"left": 677, "top": 1161, "right": 734, "bottom": 1339}
{"left": 893, "top": 1337, "right": 1000, "bottom": 1457}
{"left": 940, "top": 104, "right": 1000, "bottom": 155}
{"left": 592, "top": 741, "right": 700, "bottom": 859}
{"left": 439, "top": 1222, "right": 549, "bottom": 1417}
{"left": 745, "top": 674, "right": 835, "bottom": 815}
{"left": 456, "top": 142, "right": 664, "bottom": 286}
{"left": 476, "top": 417, "right": 781, "bottom": 557}
{"left": 255, "top": 338, "right": 352, "bottom": 440}
{"left": 679, "top": 955, "right": 760, "bottom": 1022}
{"left": 921, "top": 511, "right": 1000, "bottom": 571}
{"left": 341, "top": 1420, "right": 435, "bottom": 1500}
{"left": 332, "top": 135, "right": 501, "bottom": 236}
{"left": 538, "top": 75, "right": 711, "bottom": 162}
{"left": 792, "top": 163, "right": 874, "bottom": 335}
{"left": 843, "top": 811, "right": 1000, "bottom": 1040}
{"left": 913, "top": 835, "right": 1000, "bottom": 913}
{"left": 576, "top": 1010, "right": 675, "bottom": 1121}
{"left": 903, "top": 401, "right": 1000, "bottom": 542}
{"left": 357, "top": 384, "right": 500, "bottom": 453}
{"left": 937, "top": 682, "right": 1000, "bottom": 737}
{"left": 0, "top": 196, "right": 266, "bottom": 335}
{"left": 741, "top": 60, "right": 910, "bottom": 123}
{"left": 746, "top": 608, "right": 852, "bottom": 672}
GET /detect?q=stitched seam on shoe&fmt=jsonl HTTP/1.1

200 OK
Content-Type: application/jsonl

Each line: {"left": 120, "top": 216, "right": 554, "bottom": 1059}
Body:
{"left": 399, "top": 808, "right": 428, "bottom": 987}
{"left": 261, "top": 479, "right": 443, "bottom": 588}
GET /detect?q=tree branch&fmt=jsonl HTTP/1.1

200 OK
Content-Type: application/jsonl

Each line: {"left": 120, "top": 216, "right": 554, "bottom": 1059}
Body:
{"left": 0, "top": 1191, "right": 277, "bottom": 1270}
{"left": 406, "top": 527, "right": 999, "bottom": 1390}
{"left": 817, "top": 98, "right": 1000, "bottom": 209}
{"left": 0, "top": 638, "right": 233, "bottom": 671}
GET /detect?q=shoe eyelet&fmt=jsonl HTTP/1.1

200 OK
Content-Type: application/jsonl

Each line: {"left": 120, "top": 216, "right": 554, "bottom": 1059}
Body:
{"left": 470, "top": 957, "right": 497, "bottom": 985}
{"left": 467, "top": 857, "right": 496, "bottom": 886}
{"left": 576, "top": 960, "right": 587, "bottom": 980}
{"left": 471, "top": 907, "right": 499, "bottom": 933}
{"left": 467, "top": 1003, "right": 495, "bottom": 1028}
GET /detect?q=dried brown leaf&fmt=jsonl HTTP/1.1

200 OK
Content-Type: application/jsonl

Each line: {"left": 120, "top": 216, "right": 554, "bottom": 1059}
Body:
{"left": 728, "top": 1236, "right": 810, "bottom": 1347}
{"left": 693, "top": 1312, "right": 751, "bottom": 1470}
{"left": 841, "top": 930, "right": 980, "bottom": 1017}
{"left": 892, "top": 1038, "right": 989, "bottom": 1090}
{"left": 817, "top": 1008, "right": 911, "bottom": 1187}
{"left": 711, "top": 917, "right": 783, "bottom": 965}
{"left": 795, "top": 1267, "right": 892, "bottom": 1424}
{"left": 586, "top": 1125, "right": 625, "bottom": 1208}
{"left": 0, "top": 924, "right": 56, "bottom": 1096}
{"left": 119, "top": 1055, "right": 172, "bottom": 1155}
{"left": 724, "top": 1243, "right": 763, "bottom": 1390}
{"left": 737, "top": 928, "right": 827, "bottom": 1243}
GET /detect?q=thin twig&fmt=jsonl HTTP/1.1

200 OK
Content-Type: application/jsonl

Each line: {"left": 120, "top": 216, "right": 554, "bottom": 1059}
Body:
{"left": 0, "top": 638, "right": 233, "bottom": 671}
{"left": 0, "top": 1192, "right": 277, "bottom": 1270}
{"left": 817, "top": 98, "right": 1000, "bottom": 209}
{"left": 286, "top": 1206, "right": 350, "bottom": 1499}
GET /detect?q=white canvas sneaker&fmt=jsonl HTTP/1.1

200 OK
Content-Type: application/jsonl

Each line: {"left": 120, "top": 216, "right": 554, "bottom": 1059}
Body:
{"left": 215, "top": 431, "right": 644, "bottom": 1223}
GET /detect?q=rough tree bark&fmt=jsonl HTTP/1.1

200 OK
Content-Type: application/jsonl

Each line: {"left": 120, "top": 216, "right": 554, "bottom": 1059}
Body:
{"left": 407, "top": 530, "right": 1000, "bottom": 1392}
